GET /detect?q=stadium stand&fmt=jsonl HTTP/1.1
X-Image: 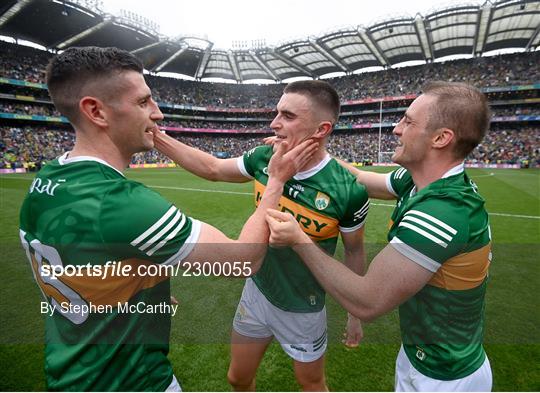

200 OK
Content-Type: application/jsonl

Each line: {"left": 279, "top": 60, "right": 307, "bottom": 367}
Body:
{"left": 0, "top": 41, "right": 539, "bottom": 170}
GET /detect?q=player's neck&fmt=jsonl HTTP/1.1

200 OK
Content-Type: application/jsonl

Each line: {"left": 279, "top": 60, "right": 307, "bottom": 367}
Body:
{"left": 409, "top": 156, "right": 464, "bottom": 191}
{"left": 298, "top": 148, "right": 328, "bottom": 173}
{"left": 69, "top": 131, "right": 129, "bottom": 173}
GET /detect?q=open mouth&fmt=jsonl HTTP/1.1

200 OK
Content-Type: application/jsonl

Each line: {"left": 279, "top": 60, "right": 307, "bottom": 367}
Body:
{"left": 275, "top": 134, "right": 287, "bottom": 140}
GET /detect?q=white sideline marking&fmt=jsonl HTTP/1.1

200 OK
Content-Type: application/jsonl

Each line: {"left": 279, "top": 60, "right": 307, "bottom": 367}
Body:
{"left": 472, "top": 172, "right": 495, "bottom": 178}
{"left": 147, "top": 185, "right": 539, "bottom": 220}
{"left": 149, "top": 185, "right": 252, "bottom": 196}
{"left": 2, "top": 178, "right": 537, "bottom": 220}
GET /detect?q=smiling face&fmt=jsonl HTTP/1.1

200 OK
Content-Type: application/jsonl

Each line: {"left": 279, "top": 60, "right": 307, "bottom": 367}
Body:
{"left": 269, "top": 92, "right": 322, "bottom": 151}
{"left": 103, "top": 71, "right": 163, "bottom": 158}
{"left": 392, "top": 94, "right": 437, "bottom": 168}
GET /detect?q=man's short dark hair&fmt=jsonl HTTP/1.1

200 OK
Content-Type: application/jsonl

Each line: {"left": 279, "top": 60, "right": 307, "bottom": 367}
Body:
{"left": 46, "top": 46, "right": 143, "bottom": 124}
{"left": 283, "top": 80, "right": 340, "bottom": 124}
{"left": 422, "top": 81, "right": 491, "bottom": 159}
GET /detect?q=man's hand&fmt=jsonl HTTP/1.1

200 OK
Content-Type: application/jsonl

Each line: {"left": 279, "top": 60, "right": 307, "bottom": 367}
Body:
{"left": 263, "top": 136, "right": 278, "bottom": 146}
{"left": 343, "top": 313, "right": 363, "bottom": 348}
{"left": 266, "top": 209, "right": 310, "bottom": 247}
{"left": 268, "top": 139, "right": 318, "bottom": 183}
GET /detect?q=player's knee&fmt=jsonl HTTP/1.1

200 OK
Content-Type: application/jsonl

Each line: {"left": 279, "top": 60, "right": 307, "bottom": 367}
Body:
{"left": 297, "top": 373, "right": 327, "bottom": 392}
{"left": 227, "top": 367, "right": 254, "bottom": 390}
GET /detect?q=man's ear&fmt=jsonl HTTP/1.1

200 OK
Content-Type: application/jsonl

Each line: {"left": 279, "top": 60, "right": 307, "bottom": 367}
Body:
{"left": 79, "top": 96, "right": 108, "bottom": 128}
{"left": 432, "top": 128, "right": 455, "bottom": 150}
{"left": 313, "top": 121, "right": 333, "bottom": 139}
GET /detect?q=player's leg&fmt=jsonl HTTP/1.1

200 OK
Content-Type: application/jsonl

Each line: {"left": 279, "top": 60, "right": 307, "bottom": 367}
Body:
{"left": 227, "top": 331, "right": 272, "bottom": 391}
{"left": 228, "top": 278, "right": 274, "bottom": 391}
{"left": 293, "top": 356, "right": 328, "bottom": 391}
{"left": 270, "top": 304, "right": 329, "bottom": 391}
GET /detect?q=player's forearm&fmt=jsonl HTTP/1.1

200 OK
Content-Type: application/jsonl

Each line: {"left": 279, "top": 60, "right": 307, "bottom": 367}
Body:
{"left": 344, "top": 247, "right": 366, "bottom": 276}
{"left": 343, "top": 248, "right": 366, "bottom": 323}
{"left": 335, "top": 159, "right": 395, "bottom": 200}
{"left": 237, "top": 178, "right": 284, "bottom": 273}
{"left": 154, "top": 131, "right": 221, "bottom": 181}
{"left": 292, "top": 239, "right": 378, "bottom": 321}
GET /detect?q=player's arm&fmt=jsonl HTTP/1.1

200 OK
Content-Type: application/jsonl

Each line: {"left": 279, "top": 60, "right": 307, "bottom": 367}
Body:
{"left": 267, "top": 209, "right": 433, "bottom": 321}
{"left": 153, "top": 130, "right": 249, "bottom": 182}
{"left": 183, "top": 140, "right": 318, "bottom": 274}
{"left": 340, "top": 228, "right": 366, "bottom": 346}
{"left": 335, "top": 158, "right": 395, "bottom": 200}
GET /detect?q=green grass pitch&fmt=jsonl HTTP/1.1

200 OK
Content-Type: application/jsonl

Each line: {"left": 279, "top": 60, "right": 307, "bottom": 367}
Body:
{"left": 1, "top": 167, "right": 539, "bottom": 391}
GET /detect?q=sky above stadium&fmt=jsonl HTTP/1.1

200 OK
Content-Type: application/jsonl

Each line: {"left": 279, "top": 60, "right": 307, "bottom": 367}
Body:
{"left": 102, "top": 0, "right": 485, "bottom": 49}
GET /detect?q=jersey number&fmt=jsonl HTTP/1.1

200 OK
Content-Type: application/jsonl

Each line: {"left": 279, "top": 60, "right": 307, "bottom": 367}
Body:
{"left": 20, "top": 230, "right": 88, "bottom": 324}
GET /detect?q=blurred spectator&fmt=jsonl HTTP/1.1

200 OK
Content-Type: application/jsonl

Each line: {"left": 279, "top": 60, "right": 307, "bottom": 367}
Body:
{"left": 1, "top": 127, "right": 538, "bottom": 167}
{"left": 1, "top": 41, "right": 538, "bottom": 168}
{"left": 1, "top": 41, "right": 538, "bottom": 107}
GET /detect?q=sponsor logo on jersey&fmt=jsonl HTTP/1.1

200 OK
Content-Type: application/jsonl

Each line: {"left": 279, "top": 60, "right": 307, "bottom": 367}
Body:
{"left": 254, "top": 181, "right": 339, "bottom": 240}
{"left": 262, "top": 166, "right": 268, "bottom": 175}
{"left": 246, "top": 147, "right": 257, "bottom": 157}
{"left": 416, "top": 347, "right": 426, "bottom": 361}
{"left": 314, "top": 192, "right": 330, "bottom": 210}
{"left": 29, "top": 177, "right": 62, "bottom": 196}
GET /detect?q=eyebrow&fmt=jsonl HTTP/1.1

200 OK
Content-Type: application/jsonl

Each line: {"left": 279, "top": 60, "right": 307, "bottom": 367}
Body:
{"left": 137, "top": 93, "right": 152, "bottom": 102}
{"left": 278, "top": 109, "right": 296, "bottom": 117}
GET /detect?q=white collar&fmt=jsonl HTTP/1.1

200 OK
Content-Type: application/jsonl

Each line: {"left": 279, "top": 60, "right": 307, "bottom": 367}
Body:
{"left": 293, "top": 154, "right": 331, "bottom": 181}
{"left": 58, "top": 152, "right": 125, "bottom": 177}
{"left": 409, "top": 162, "right": 465, "bottom": 197}
{"left": 441, "top": 162, "right": 465, "bottom": 179}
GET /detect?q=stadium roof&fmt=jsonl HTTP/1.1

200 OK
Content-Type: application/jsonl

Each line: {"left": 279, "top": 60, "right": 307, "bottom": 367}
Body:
{"left": 1, "top": 0, "right": 539, "bottom": 82}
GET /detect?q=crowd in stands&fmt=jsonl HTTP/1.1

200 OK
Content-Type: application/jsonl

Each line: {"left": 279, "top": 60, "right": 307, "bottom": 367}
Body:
{"left": 470, "top": 127, "right": 539, "bottom": 166}
{"left": 331, "top": 52, "right": 540, "bottom": 100}
{"left": 0, "top": 41, "right": 538, "bottom": 108}
{"left": 2, "top": 126, "right": 538, "bottom": 169}
{"left": 491, "top": 105, "right": 538, "bottom": 117}
{"left": 0, "top": 126, "right": 73, "bottom": 169}
{"left": 148, "top": 52, "right": 540, "bottom": 107}
{"left": 0, "top": 42, "right": 49, "bottom": 83}
{"left": 161, "top": 119, "right": 271, "bottom": 131}
{"left": 0, "top": 101, "right": 62, "bottom": 117}
{"left": 0, "top": 41, "right": 538, "bottom": 168}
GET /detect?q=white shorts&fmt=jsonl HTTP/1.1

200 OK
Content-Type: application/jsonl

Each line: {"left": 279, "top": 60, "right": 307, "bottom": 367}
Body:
{"left": 232, "top": 278, "right": 327, "bottom": 363}
{"left": 395, "top": 345, "right": 492, "bottom": 392}
{"left": 165, "top": 375, "right": 182, "bottom": 392}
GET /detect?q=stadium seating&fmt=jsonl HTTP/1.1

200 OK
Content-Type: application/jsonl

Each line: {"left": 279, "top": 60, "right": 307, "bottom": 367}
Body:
{"left": 0, "top": 41, "right": 538, "bottom": 169}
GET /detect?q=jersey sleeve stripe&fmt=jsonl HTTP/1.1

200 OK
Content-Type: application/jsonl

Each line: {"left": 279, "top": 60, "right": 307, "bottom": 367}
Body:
{"left": 386, "top": 172, "right": 398, "bottom": 196}
{"left": 146, "top": 214, "right": 187, "bottom": 256}
{"left": 401, "top": 216, "right": 454, "bottom": 242}
{"left": 163, "top": 219, "right": 202, "bottom": 266}
{"left": 138, "top": 210, "right": 182, "bottom": 252}
{"left": 390, "top": 237, "right": 440, "bottom": 272}
{"left": 398, "top": 222, "right": 449, "bottom": 248}
{"left": 131, "top": 206, "right": 177, "bottom": 246}
{"left": 405, "top": 210, "right": 457, "bottom": 235}
{"left": 236, "top": 156, "right": 253, "bottom": 179}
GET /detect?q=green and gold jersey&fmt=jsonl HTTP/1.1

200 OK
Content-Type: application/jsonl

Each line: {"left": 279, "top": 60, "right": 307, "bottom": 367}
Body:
{"left": 386, "top": 164, "right": 491, "bottom": 381}
{"left": 19, "top": 153, "right": 201, "bottom": 391}
{"left": 238, "top": 145, "right": 369, "bottom": 312}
